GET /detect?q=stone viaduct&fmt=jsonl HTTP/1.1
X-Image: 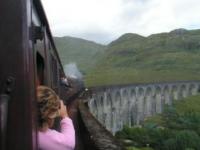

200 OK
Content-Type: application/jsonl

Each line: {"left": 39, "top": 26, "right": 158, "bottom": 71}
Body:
{"left": 88, "top": 81, "right": 200, "bottom": 134}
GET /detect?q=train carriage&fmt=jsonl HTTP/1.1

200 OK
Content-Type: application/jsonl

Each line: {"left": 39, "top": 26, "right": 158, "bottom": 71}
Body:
{"left": 0, "top": 0, "right": 68, "bottom": 149}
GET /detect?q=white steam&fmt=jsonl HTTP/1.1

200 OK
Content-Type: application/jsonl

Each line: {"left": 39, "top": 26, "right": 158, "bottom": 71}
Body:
{"left": 64, "top": 63, "right": 83, "bottom": 79}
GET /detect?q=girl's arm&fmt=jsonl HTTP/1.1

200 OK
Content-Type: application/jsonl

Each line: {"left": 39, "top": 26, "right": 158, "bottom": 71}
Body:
{"left": 59, "top": 100, "right": 75, "bottom": 149}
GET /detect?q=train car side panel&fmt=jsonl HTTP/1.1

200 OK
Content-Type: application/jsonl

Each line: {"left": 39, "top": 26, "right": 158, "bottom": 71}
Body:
{"left": 0, "top": 0, "right": 37, "bottom": 149}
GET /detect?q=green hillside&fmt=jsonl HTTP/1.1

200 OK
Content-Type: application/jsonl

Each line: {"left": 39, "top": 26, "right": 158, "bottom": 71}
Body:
{"left": 54, "top": 36, "right": 106, "bottom": 74}
{"left": 85, "top": 29, "right": 200, "bottom": 87}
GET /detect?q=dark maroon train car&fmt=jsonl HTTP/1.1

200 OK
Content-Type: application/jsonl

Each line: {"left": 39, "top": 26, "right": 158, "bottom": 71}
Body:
{"left": 0, "top": 0, "right": 68, "bottom": 149}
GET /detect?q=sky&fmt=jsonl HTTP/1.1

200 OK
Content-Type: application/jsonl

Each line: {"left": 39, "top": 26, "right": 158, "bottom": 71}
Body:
{"left": 41, "top": 0, "right": 200, "bottom": 44}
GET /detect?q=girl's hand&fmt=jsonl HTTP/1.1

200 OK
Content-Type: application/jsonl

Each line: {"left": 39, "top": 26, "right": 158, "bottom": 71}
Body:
{"left": 59, "top": 100, "right": 69, "bottom": 119}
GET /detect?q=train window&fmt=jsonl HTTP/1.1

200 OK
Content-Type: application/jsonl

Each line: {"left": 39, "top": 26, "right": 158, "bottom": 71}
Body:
{"left": 32, "top": 5, "right": 41, "bottom": 27}
{"left": 36, "top": 52, "right": 45, "bottom": 85}
{"left": 48, "top": 41, "right": 51, "bottom": 50}
{"left": 51, "top": 55, "right": 58, "bottom": 91}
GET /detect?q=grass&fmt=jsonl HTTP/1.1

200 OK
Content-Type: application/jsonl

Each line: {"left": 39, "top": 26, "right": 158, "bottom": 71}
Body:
{"left": 84, "top": 45, "right": 200, "bottom": 87}
{"left": 127, "top": 146, "right": 153, "bottom": 150}
{"left": 174, "top": 94, "right": 200, "bottom": 114}
{"left": 85, "top": 68, "right": 200, "bottom": 87}
{"left": 145, "top": 94, "right": 200, "bottom": 126}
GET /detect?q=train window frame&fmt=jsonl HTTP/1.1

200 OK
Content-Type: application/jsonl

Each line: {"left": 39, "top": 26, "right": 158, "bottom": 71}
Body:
{"left": 50, "top": 54, "right": 59, "bottom": 92}
{"left": 33, "top": 32, "right": 46, "bottom": 85}
{"left": 36, "top": 52, "right": 45, "bottom": 85}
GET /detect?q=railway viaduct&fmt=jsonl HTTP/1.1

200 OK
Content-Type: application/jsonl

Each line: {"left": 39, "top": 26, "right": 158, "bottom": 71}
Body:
{"left": 88, "top": 81, "right": 200, "bottom": 134}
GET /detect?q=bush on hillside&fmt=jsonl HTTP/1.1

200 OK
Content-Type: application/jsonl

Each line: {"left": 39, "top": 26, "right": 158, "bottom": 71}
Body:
{"left": 162, "top": 106, "right": 200, "bottom": 135}
{"left": 116, "top": 104, "right": 200, "bottom": 149}
{"left": 116, "top": 127, "right": 200, "bottom": 150}
{"left": 116, "top": 126, "right": 173, "bottom": 148}
{"left": 162, "top": 130, "right": 200, "bottom": 150}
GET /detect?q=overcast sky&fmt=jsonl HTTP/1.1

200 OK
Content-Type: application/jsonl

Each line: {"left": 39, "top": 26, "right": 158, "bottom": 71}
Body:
{"left": 41, "top": 0, "right": 200, "bottom": 44}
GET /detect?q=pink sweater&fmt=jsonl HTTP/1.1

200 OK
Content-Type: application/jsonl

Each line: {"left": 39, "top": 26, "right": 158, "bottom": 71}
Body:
{"left": 38, "top": 117, "right": 75, "bottom": 150}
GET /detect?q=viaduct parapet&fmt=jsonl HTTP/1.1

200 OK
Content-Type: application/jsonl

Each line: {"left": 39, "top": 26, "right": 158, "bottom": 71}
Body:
{"left": 88, "top": 81, "right": 200, "bottom": 134}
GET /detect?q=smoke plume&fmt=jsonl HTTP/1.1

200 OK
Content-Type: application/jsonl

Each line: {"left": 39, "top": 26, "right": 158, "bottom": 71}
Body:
{"left": 64, "top": 63, "right": 83, "bottom": 79}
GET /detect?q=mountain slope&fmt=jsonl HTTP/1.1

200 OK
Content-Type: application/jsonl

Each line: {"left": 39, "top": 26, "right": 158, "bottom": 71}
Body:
{"left": 54, "top": 36, "right": 106, "bottom": 74}
{"left": 85, "top": 29, "right": 200, "bottom": 87}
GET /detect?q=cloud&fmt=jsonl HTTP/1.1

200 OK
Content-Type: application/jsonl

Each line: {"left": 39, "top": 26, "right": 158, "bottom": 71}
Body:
{"left": 41, "top": 0, "right": 200, "bottom": 44}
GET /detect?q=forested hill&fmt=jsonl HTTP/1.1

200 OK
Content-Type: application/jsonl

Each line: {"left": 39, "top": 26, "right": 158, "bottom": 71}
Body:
{"left": 54, "top": 36, "right": 106, "bottom": 74}
{"left": 85, "top": 29, "right": 200, "bottom": 87}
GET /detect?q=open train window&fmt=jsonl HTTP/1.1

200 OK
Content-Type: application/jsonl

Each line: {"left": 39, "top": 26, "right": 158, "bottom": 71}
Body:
{"left": 36, "top": 52, "right": 45, "bottom": 85}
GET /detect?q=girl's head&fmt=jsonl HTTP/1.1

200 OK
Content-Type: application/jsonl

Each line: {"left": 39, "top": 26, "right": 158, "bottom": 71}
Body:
{"left": 37, "top": 86, "right": 60, "bottom": 128}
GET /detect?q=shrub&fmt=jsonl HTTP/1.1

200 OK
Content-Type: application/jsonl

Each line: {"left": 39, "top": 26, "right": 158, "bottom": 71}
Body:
{"left": 163, "top": 130, "right": 200, "bottom": 150}
{"left": 116, "top": 126, "right": 173, "bottom": 149}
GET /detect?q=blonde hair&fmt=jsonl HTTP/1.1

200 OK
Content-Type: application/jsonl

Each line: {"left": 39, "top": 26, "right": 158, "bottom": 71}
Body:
{"left": 37, "top": 86, "right": 60, "bottom": 128}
